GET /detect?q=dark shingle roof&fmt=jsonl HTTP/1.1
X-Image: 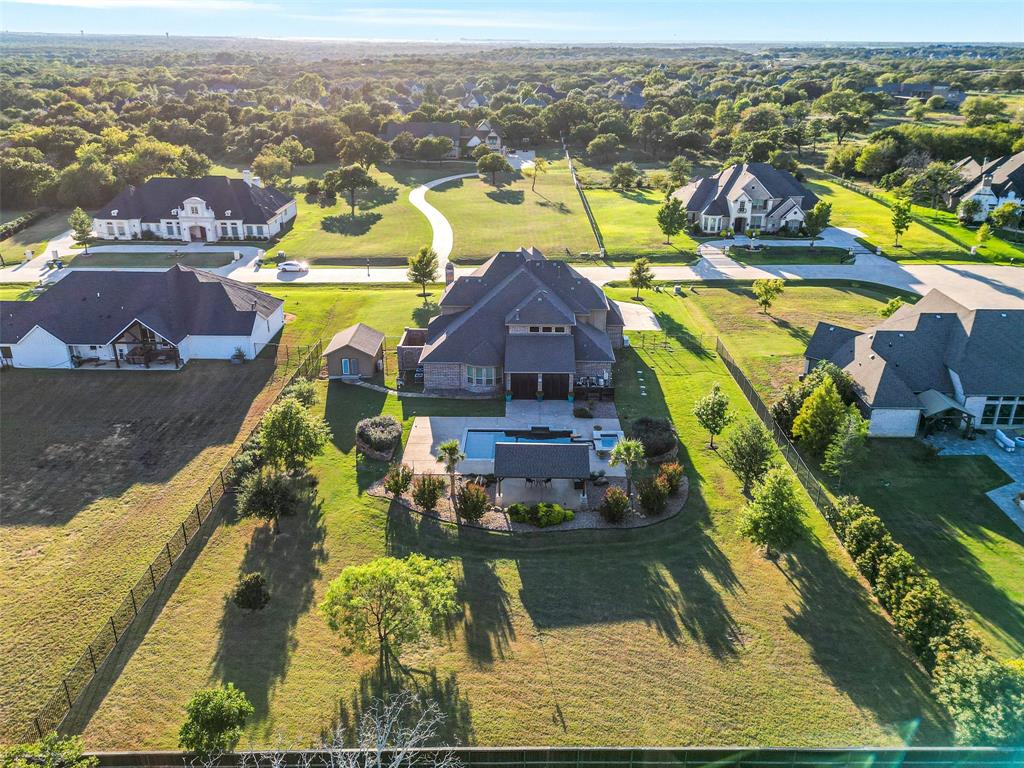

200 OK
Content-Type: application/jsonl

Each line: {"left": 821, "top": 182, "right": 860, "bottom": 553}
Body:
{"left": 0, "top": 265, "right": 281, "bottom": 345}
{"left": 672, "top": 162, "right": 817, "bottom": 217}
{"left": 804, "top": 290, "right": 1024, "bottom": 408}
{"left": 950, "top": 151, "right": 1024, "bottom": 200}
{"left": 382, "top": 121, "right": 465, "bottom": 142}
{"left": 504, "top": 334, "right": 575, "bottom": 373}
{"left": 506, "top": 289, "right": 575, "bottom": 325}
{"left": 93, "top": 176, "right": 293, "bottom": 224}
{"left": 494, "top": 442, "right": 590, "bottom": 480}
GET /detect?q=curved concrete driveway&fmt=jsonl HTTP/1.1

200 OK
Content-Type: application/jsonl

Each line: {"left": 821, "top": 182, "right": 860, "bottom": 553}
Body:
{"left": 408, "top": 172, "right": 476, "bottom": 266}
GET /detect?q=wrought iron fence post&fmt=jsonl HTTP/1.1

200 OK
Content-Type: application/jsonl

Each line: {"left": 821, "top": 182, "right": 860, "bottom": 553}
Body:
{"left": 110, "top": 616, "right": 119, "bottom": 643}
{"left": 63, "top": 679, "right": 72, "bottom": 708}
{"left": 129, "top": 588, "right": 138, "bottom": 616}
{"left": 165, "top": 542, "right": 173, "bottom": 566}
{"left": 149, "top": 563, "right": 157, "bottom": 589}
{"left": 88, "top": 644, "right": 97, "bottom": 673}
{"left": 181, "top": 521, "right": 189, "bottom": 544}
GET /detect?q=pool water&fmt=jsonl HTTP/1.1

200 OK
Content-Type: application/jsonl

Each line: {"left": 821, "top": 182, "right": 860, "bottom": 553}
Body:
{"left": 598, "top": 433, "right": 620, "bottom": 450}
{"left": 463, "top": 430, "right": 573, "bottom": 460}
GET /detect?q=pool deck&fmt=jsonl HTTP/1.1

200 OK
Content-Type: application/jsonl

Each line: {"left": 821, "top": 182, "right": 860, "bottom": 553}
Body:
{"left": 402, "top": 399, "right": 627, "bottom": 479}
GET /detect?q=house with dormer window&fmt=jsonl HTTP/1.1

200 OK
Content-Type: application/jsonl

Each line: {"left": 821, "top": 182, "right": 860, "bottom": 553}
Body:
{"left": 671, "top": 162, "right": 818, "bottom": 234}
{"left": 92, "top": 172, "right": 296, "bottom": 243}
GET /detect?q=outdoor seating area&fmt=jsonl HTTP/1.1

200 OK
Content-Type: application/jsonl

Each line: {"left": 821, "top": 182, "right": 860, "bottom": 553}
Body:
{"left": 573, "top": 375, "right": 615, "bottom": 401}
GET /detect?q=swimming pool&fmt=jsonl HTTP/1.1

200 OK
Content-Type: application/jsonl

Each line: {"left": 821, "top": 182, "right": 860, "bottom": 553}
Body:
{"left": 463, "top": 429, "right": 574, "bottom": 460}
{"left": 597, "top": 432, "right": 621, "bottom": 451}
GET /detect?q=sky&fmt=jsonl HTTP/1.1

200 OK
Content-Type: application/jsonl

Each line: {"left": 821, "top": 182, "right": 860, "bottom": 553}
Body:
{"left": 2, "top": 0, "right": 1023, "bottom": 44}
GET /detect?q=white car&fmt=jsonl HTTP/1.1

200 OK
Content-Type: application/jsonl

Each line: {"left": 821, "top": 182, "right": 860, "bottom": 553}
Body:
{"left": 278, "top": 260, "right": 309, "bottom": 273}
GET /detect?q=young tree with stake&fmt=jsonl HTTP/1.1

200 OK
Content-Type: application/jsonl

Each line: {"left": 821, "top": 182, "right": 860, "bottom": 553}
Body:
{"left": 406, "top": 245, "right": 438, "bottom": 303}
{"left": 803, "top": 200, "right": 831, "bottom": 248}
{"left": 752, "top": 278, "right": 785, "bottom": 315}
{"left": 629, "top": 257, "right": 653, "bottom": 299}
{"left": 891, "top": 198, "right": 913, "bottom": 247}
{"left": 656, "top": 198, "right": 685, "bottom": 245}
{"left": 739, "top": 467, "right": 805, "bottom": 557}
{"left": 693, "top": 382, "right": 732, "bottom": 449}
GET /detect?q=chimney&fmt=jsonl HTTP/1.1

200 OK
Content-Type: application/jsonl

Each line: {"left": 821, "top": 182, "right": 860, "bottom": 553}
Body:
{"left": 242, "top": 169, "right": 252, "bottom": 186}
{"left": 445, "top": 262, "right": 455, "bottom": 286}
{"left": 982, "top": 174, "right": 993, "bottom": 189}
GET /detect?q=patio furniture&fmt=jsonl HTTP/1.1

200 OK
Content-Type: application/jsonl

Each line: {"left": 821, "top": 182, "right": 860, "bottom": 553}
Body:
{"left": 994, "top": 429, "right": 1016, "bottom": 453}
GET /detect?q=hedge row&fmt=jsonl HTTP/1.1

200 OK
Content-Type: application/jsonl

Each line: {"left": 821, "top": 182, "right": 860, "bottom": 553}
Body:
{"left": 0, "top": 208, "right": 47, "bottom": 242}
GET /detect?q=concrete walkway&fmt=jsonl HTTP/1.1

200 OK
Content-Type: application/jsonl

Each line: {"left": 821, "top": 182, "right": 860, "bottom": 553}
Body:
{"left": 408, "top": 172, "right": 476, "bottom": 267}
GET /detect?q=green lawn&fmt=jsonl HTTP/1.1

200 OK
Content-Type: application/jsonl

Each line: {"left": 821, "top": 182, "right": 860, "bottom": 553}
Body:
{"left": 212, "top": 162, "right": 454, "bottom": 265}
{"left": 586, "top": 187, "right": 701, "bottom": 261}
{"left": 428, "top": 161, "right": 597, "bottom": 263}
{"left": 0, "top": 285, "right": 435, "bottom": 744}
{"left": 805, "top": 173, "right": 1023, "bottom": 265}
{"left": 0, "top": 284, "right": 35, "bottom": 301}
{"left": 727, "top": 246, "right": 852, "bottom": 265}
{"left": 68, "top": 251, "right": 234, "bottom": 269}
{"left": 70, "top": 287, "right": 948, "bottom": 749}
{"left": 0, "top": 209, "right": 70, "bottom": 262}
{"left": 677, "top": 282, "right": 1024, "bottom": 660}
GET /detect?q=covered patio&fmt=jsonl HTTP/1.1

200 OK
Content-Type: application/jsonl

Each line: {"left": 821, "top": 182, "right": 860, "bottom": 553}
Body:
{"left": 494, "top": 442, "right": 591, "bottom": 508}
{"left": 918, "top": 388, "right": 974, "bottom": 435}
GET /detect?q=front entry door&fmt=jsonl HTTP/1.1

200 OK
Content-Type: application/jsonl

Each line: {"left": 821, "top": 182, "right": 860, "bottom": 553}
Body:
{"left": 189, "top": 225, "right": 206, "bottom": 242}
{"left": 733, "top": 217, "right": 746, "bottom": 234}
{"left": 541, "top": 374, "right": 569, "bottom": 400}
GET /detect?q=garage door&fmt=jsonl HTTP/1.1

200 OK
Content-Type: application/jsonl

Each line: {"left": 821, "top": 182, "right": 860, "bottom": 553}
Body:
{"left": 509, "top": 373, "right": 536, "bottom": 399}
{"left": 542, "top": 373, "right": 569, "bottom": 400}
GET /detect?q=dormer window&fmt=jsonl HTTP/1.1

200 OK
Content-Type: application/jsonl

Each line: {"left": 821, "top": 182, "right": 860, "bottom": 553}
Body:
{"left": 189, "top": 205, "right": 199, "bottom": 215}
{"left": 738, "top": 201, "right": 746, "bottom": 212}
{"left": 111, "top": 209, "right": 119, "bottom": 216}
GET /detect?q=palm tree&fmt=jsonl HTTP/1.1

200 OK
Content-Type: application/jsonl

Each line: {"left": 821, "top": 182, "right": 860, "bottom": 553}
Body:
{"left": 436, "top": 438, "right": 465, "bottom": 500}
{"left": 609, "top": 438, "right": 646, "bottom": 504}
{"left": 529, "top": 157, "right": 548, "bottom": 193}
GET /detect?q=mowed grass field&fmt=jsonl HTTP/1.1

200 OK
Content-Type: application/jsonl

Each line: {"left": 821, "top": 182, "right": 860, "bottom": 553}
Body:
{"left": 586, "top": 187, "right": 701, "bottom": 260}
{"left": 0, "top": 285, "right": 435, "bottom": 743}
{"left": 211, "top": 162, "right": 453, "bottom": 265}
{"left": 428, "top": 161, "right": 596, "bottom": 263}
{"left": 805, "top": 174, "right": 1024, "bottom": 265}
{"left": 69, "top": 251, "right": 234, "bottom": 269}
{"left": 71, "top": 287, "right": 949, "bottom": 749}
{"left": 1, "top": 209, "right": 71, "bottom": 261}
{"left": 676, "top": 282, "right": 1024, "bottom": 660}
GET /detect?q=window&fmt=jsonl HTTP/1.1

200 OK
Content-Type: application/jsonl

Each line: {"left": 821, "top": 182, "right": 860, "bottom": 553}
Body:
{"left": 738, "top": 201, "right": 746, "bottom": 212}
{"left": 554, "top": 326, "right": 565, "bottom": 333}
{"left": 220, "top": 223, "right": 229, "bottom": 236}
{"left": 231, "top": 223, "right": 240, "bottom": 237}
{"left": 189, "top": 205, "right": 199, "bottom": 215}
{"left": 542, "top": 326, "right": 552, "bottom": 333}
{"left": 980, "top": 395, "right": 1024, "bottom": 426}
{"left": 529, "top": 326, "right": 540, "bottom": 333}
{"left": 467, "top": 366, "right": 496, "bottom": 386}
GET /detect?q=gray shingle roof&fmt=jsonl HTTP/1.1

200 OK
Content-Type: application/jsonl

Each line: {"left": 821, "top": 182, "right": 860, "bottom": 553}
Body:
{"left": 381, "top": 121, "right": 466, "bottom": 142}
{"left": 494, "top": 442, "right": 590, "bottom": 479}
{"left": 324, "top": 323, "right": 384, "bottom": 357}
{"left": 504, "top": 334, "right": 576, "bottom": 373}
{"left": 804, "top": 290, "right": 1024, "bottom": 408}
{"left": 93, "top": 176, "right": 293, "bottom": 224}
{"left": 672, "top": 162, "right": 817, "bottom": 218}
{"left": 0, "top": 265, "right": 281, "bottom": 345}
{"left": 950, "top": 151, "right": 1024, "bottom": 200}
{"left": 506, "top": 289, "right": 576, "bottom": 325}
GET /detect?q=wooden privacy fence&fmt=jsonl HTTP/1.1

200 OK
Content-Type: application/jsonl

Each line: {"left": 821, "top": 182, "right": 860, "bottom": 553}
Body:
{"left": 714, "top": 338, "right": 842, "bottom": 534}
{"left": 27, "top": 340, "right": 324, "bottom": 741}
{"left": 87, "top": 747, "right": 1024, "bottom": 768}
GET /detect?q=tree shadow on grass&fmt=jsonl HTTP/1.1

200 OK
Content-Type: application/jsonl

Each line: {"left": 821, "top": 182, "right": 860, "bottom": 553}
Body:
{"left": 324, "top": 382, "right": 390, "bottom": 492}
{"left": 322, "top": 665, "right": 475, "bottom": 746}
{"left": 455, "top": 545, "right": 515, "bottom": 667}
{"left": 413, "top": 301, "right": 440, "bottom": 327}
{"left": 322, "top": 212, "right": 383, "bottom": 237}
{"left": 536, "top": 199, "right": 571, "bottom": 214}
{"left": 485, "top": 188, "right": 524, "bottom": 205}
{"left": 652, "top": 312, "right": 716, "bottom": 360}
{"left": 769, "top": 315, "right": 812, "bottom": 345}
{"left": 212, "top": 488, "right": 327, "bottom": 721}
{"left": 359, "top": 185, "right": 399, "bottom": 210}
{"left": 779, "top": 536, "right": 952, "bottom": 745}
{"left": 617, "top": 190, "right": 659, "bottom": 205}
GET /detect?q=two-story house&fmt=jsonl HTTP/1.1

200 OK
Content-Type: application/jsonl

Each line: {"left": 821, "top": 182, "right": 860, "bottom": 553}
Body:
{"left": 92, "top": 172, "right": 296, "bottom": 242}
{"left": 397, "top": 248, "right": 623, "bottom": 399}
{"left": 671, "top": 162, "right": 819, "bottom": 235}
{"left": 946, "top": 151, "right": 1024, "bottom": 222}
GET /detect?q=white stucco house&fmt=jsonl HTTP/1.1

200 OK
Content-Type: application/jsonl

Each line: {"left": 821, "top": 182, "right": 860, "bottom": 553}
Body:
{"left": 91, "top": 172, "right": 297, "bottom": 243}
{"left": 804, "top": 290, "right": 1024, "bottom": 437}
{"left": 946, "top": 151, "right": 1024, "bottom": 222}
{"left": 671, "top": 162, "right": 819, "bottom": 234}
{"left": 0, "top": 265, "right": 284, "bottom": 370}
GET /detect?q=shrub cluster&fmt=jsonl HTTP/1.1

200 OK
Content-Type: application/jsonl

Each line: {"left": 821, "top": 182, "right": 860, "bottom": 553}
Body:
{"left": 657, "top": 462, "right": 684, "bottom": 494}
{"left": 827, "top": 495, "right": 1023, "bottom": 744}
{"left": 598, "top": 485, "right": 630, "bottom": 523}
{"left": 454, "top": 483, "right": 489, "bottom": 521}
{"left": 637, "top": 475, "right": 669, "bottom": 515}
{"left": 355, "top": 414, "right": 402, "bottom": 452}
{"left": 0, "top": 209, "right": 45, "bottom": 241}
{"left": 770, "top": 360, "right": 856, "bottom": 435}
{"left": 411, "top": 475, "right": 446, "bottom": 512}
{"left": 572, "top": 404, "right": 593, "bottom": 418}
{"left": 282, "top": 378, "right": 317, "bottom": 407}
{"left": 508, "top": 502, "right": 574, "bottom": 528}
{"left": 631, "top": 416, "right": 677, "bottom": 457}
{"left": 232, "top": 572, "right": 270, "bottom": 611}
{"left": 383, "top": 463, "right": 413, "bottom": 497}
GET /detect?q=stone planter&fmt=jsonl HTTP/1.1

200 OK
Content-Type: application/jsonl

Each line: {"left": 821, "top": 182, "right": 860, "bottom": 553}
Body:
{"left": 355, "top": 436, "right": 396, "bottom": 462}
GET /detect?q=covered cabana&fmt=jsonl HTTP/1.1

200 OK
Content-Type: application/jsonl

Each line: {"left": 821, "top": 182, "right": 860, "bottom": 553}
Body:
{"left": 917, "top": 389, "right": 975, "bottom": 435}
{"left": 493, "top": 442, "right": 591, "bottom": 505}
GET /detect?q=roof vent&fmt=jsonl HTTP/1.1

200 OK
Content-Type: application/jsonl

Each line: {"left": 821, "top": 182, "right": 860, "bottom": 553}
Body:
{"left": 1000, "top": 312, "right": 1007, "bottom": 318}
{"left": 225, "top": 209, "right": 232, "bottom": 217}
{"left": 869, "top": 354, "right": 876, "bottom": 359}
{"left": 111, "top": 209, "right": 118, "bottom": 216}
{"left": 899, "top": 333, "right": 904, "bottom": 337}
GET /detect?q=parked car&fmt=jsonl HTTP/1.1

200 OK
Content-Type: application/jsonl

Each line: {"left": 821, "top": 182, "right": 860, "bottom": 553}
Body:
{"left": 278, "top": 260, "right": 308, "bottom": 273}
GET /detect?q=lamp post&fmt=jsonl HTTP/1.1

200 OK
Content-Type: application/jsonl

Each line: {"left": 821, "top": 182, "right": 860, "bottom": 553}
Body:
{"left": 366, "top": 257, "right": 370, "bottom": 277}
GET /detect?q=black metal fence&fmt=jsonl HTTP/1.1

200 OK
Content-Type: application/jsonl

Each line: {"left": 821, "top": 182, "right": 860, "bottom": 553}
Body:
{"left": 714, "top": 338, "right": 840, "bottom": 533}
{"left": 563, "top": 143, "right": 606, "bottom": 257}
{"left": 27, "top": 340, "right": 324, "bottom": 741}
{"left": 87, "top": 747, "right": 1024, "bottom": 768}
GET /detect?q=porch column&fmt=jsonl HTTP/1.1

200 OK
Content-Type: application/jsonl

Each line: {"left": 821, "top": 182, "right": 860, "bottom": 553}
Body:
{"left": 112, "top": 344, "right": 120, "bottom": 368}
{"left": 536, "top": 372, "right": 543, "bottom": 400}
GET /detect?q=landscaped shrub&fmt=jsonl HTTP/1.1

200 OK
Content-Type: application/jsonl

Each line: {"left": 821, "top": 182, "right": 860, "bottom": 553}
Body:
{"left": 411, "top": 475, "right": 445, "bottom": 513}
{"left": 631, "top": 416, "right": 677, "bottom": 458}
{"left": 933, "top": 649, "right": 1024, "bottom": 746}
{"left": 383, "top": 463, "right": 414, "bottom": 497}
{"left": 637, "top": 476, "right": 669, "bottom": 516}
{"left": 454, "top": 483, "right": 489, "bottom": 521}
{"left": 508, "top": 502, "right": 574, "bottom": 528}
{"left": 232, "top": 572, "right": 270, "bottom": 611}
{"left": 598, "top": 486, "right": 630, "bottom": 523}
{"left": 355, "top": 414, "right": 402, "bottom": 453}
{"left": 230, "top": 448, "right": 263, "bottom": 483}
{"left": 892, "top": 577, "right": 970, "bottom": 672}
{"left": 236, "top": 471, "right": 299, "bottom": 533}
{"left": 572, "top": 404, "right": 592, "bottom": 418}
{"left": 657, "top": 462, "right": 684, "bottom": 494}
{"left": 873, "top": 547, "right": 921, "bottom": 613}
{"left": 282, "top": 378, "right": 317, "bottom": 407}
{"left": 841, "top": 514, "right": 896, "bottom": 585}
